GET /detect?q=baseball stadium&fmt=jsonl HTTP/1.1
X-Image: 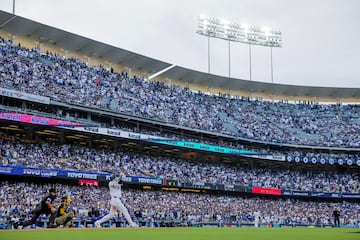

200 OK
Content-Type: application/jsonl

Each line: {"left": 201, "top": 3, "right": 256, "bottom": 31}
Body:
{"left": 0, "top": 2, "right": 359, "bottom": 240}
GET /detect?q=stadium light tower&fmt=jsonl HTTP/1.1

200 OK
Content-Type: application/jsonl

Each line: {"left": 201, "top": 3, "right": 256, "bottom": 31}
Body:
{"left": 196, "top": 15, "right": 282, "bottom": 83}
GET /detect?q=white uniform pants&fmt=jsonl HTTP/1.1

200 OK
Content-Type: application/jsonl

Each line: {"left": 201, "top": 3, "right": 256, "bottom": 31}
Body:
{"left": 96, "top": 197, "right": 135, "bottom": 226}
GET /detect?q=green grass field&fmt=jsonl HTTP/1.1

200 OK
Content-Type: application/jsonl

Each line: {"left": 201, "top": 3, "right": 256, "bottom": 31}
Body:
{"left": 1, "top": 227, "right": 359, "bottom": 240}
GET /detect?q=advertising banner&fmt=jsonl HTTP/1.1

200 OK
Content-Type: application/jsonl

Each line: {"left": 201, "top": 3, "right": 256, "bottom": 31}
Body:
{"left": 0, "top": 87, "right": 50, "bottom": 104}
{"left": 0, "top": 112, "right": 85, "bottom": 126}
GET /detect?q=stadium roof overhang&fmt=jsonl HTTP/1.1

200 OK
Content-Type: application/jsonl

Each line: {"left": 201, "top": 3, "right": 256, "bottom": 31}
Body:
{"left": 0, "top": 10, "right": 359, "bottom": 100}
{"left": 158, "top": 66, "right": 360, "bottom": 99}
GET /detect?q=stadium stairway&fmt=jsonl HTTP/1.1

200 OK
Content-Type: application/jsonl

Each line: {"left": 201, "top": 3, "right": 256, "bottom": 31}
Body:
{"left": 219, "top": 112, "right": 238, "bottom": 135}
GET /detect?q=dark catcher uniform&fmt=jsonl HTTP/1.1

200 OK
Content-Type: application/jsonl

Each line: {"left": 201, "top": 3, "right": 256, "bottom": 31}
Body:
{"left": 55, "top": 196, "right": 74, "bottom": 228}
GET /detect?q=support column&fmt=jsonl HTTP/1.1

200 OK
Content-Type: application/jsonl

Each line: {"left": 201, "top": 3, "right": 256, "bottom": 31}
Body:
{"left": 12, "top": 0, "right": 16, "bottom": 14}
{"left": 38, "top": 43, "right": 43, "bottom": 54}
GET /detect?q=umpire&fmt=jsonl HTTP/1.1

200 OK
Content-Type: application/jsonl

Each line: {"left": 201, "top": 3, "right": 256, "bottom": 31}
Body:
{"left": 14, "top": 188, "right": 57, "bottom": 229}
{"left": 333, "top": 209, "right": 340, "bottom": 227}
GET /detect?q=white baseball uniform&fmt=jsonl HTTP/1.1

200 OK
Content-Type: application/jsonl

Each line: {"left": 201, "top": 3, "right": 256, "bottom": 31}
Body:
{"left": 95, "top": 176, "right": 137, "bottom": 227}
{"left": 254, "top": 211, "right": 260, "bottom": 227}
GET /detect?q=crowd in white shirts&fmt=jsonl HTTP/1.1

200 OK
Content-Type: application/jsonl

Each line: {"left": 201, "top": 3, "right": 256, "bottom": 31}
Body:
{"left": 0, "top": 182, "right": 359, "bottom": 227}
{"left": 0, "top": 37, "right": 359, "bottom": 148}
{"left": 1, "top": 140, "right": 358, "bottom": 193}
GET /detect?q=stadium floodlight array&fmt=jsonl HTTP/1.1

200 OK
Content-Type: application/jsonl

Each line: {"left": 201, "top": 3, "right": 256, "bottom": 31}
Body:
{"left": 196, "top": 15, "right": 282, "bottom": 82}
{"left": 196, "top": 15, "right": 282, "bottom": 48}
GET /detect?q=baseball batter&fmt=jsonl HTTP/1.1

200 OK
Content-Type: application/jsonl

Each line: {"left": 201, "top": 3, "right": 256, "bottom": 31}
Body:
{"left": 95, "top": 173, "right": 138, "bottom": 228}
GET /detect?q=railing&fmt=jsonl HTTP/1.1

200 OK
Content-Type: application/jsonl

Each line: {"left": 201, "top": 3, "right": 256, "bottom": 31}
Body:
{"left": 2, "top": 218, "right": 358, "bottom": 230}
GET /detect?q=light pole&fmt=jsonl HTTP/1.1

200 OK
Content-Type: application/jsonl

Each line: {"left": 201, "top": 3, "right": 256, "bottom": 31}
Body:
{"left": 207, "top": 36, "right": 210, "bottom": 73}
{"left": 228, "top": 40, "right": 231, "bottom": 78}
{"left": 249, "top": 44, "right": 252, "bottom": 80}
{"left": 196, "top": 16, "right": 282, "bottom": 83}
{"left": 270, "top": 47, "right": 274, "bottom": 83}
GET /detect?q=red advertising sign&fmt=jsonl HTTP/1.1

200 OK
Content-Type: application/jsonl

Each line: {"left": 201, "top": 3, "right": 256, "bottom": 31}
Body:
{"left": 252, "top": 187, "right": 281, "bottom": 195}
{"left": 78, "top": 179, "right": 99, "bottom": 187}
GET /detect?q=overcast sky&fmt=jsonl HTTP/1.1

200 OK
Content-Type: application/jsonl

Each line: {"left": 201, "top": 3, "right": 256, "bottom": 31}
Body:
{"left": 1, "top": 0, "right": 359, "bottom": 88}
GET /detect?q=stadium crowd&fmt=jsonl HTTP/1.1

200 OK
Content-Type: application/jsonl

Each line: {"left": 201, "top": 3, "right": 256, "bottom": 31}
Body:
{"left": 0, "top": 37, "right": 360, "bottom": 148}
{"left": 0, "top": 36, "right": 359, "bottom": 231}
{"left": 107, "top": 122, "right": 360, "bottom": 165}
{"left": 1, "top": 102, "right": 359, "bottom": 166}
{"left": 0, "top": 182, "right": 359, "bottom": 228}
{"left": 0, "top": 140, "right": 359, "bottom": 193}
